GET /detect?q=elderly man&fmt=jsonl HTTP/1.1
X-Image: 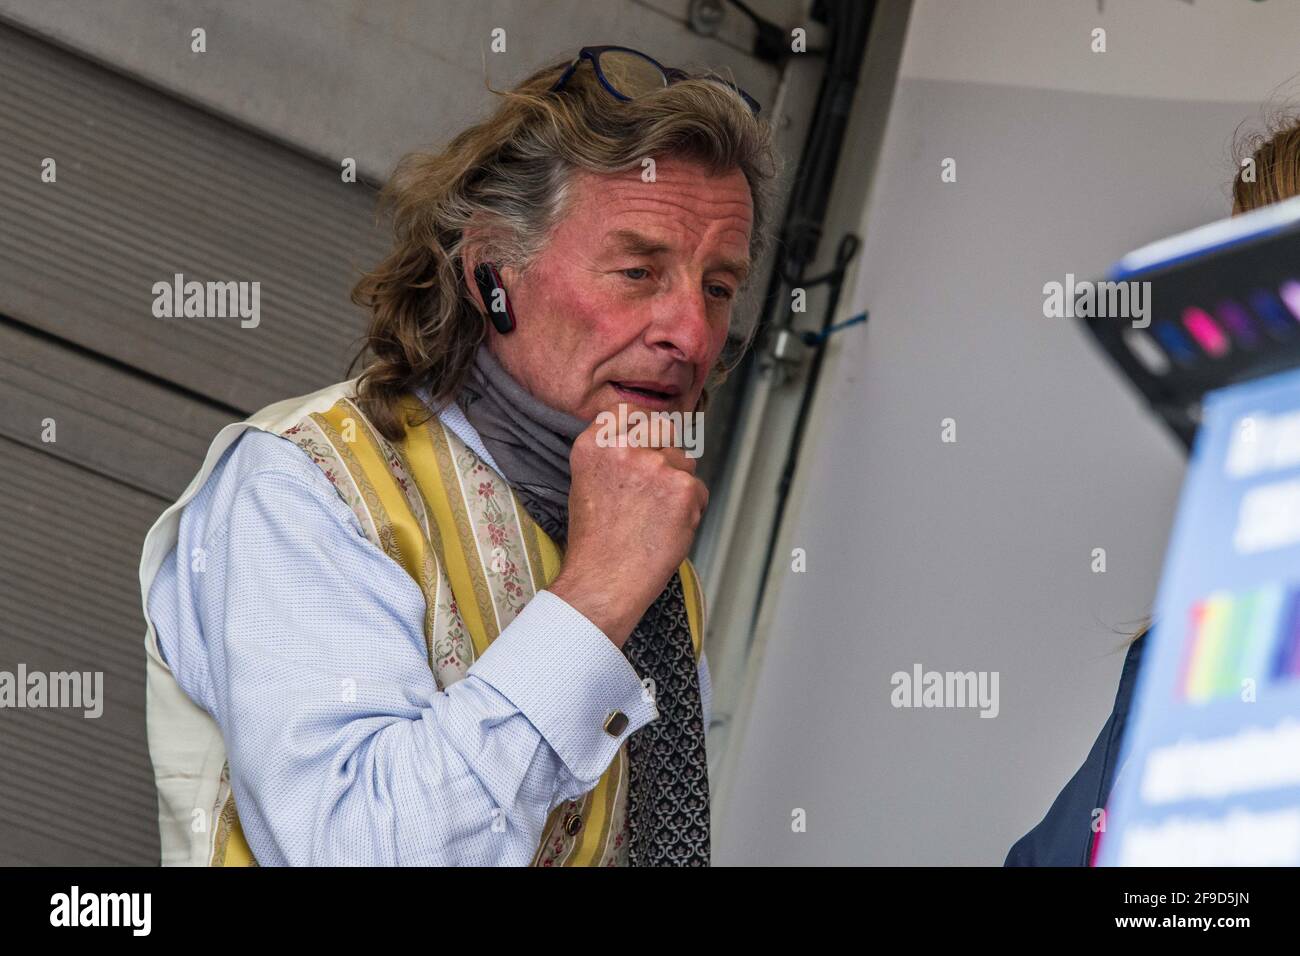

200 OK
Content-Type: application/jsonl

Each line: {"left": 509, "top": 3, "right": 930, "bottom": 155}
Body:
{"left": 138, "top": 46, "right": 775, "bottom": 866}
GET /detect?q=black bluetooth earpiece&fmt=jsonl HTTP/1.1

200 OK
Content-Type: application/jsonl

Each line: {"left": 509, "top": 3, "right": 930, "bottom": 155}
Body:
{"left": 473, "top": 261, "right": 516, "bottom": 334}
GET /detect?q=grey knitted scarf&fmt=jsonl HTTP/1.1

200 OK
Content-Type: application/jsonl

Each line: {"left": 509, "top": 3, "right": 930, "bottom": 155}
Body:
{"left": 454, "top": 344, "right": 711, "bottom": 865}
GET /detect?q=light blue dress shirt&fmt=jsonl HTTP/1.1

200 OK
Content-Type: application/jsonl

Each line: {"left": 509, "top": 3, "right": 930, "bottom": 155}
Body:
{"left": 145, "top": 397, "right": 712, "bottom": 866}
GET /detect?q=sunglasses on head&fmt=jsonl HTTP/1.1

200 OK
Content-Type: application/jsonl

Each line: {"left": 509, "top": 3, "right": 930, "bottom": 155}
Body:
{"left": 549, "top": 45, "right": 761, "bottom": 115}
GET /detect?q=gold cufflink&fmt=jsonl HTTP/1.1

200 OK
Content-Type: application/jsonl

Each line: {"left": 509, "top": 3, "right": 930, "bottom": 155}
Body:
{"left": 603, "top": 710, "right": 628, "bottom": 737}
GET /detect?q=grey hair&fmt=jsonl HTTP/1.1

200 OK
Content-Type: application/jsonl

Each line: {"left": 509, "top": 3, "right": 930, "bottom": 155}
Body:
{"left": 349, "top": 52, "right": 779, "bottom": 442}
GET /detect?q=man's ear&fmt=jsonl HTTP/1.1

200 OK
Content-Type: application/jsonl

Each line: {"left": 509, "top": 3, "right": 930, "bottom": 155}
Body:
{"left": 460, "top": 229, "right": 518, "bottom": 314}
{"left": 460, "top": 228, "right": 489, "bottom": 313}
{"left": 461, "top": 253, "right": 486, "bottom": 314}
{"left": 464, "top": 254, "right": 519, "bottom": 335}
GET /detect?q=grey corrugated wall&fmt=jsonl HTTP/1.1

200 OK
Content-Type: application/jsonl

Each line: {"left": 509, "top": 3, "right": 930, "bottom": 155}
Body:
{"left": 0, "top": 22, "right": 384, "bottom": 864}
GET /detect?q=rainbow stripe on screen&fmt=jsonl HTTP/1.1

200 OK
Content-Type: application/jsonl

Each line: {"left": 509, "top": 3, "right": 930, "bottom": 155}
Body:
{"left": 1178, "top": 584, "right": 1300, "bottom": 702}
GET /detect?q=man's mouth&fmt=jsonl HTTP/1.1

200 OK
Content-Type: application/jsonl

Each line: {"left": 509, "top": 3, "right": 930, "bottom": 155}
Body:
{"left": 610, "top": 381, "right": 681, "bottom": 408}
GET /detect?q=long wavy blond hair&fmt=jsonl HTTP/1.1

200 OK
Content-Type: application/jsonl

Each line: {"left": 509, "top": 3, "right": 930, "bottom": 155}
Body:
{"left": 1233, "top": 110, "right": 1300, "bottom": 215}
{"left": 347, "top": 53, "right": 778, "bottom": 442}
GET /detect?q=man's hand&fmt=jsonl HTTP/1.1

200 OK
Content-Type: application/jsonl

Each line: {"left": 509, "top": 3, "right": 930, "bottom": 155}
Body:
{"left": 548, "top": 414, "right": 708, "bottom": 648}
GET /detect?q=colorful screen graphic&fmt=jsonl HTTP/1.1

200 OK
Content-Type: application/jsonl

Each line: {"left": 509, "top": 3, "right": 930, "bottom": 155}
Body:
{"left": 1098, "top": 366, "right": 1300, "bottom": 865}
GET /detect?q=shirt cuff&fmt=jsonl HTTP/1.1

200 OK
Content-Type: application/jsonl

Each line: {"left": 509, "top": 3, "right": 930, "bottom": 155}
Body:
{"left": 467, "top": 589, "right": 657, "bottom": 784}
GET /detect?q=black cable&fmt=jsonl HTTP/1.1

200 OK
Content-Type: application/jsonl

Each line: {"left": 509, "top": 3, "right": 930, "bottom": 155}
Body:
{"left": 719, "top": 0, "right": 877, "bottom": 635}
{"left": 750, "top": 234, "right": 862, "bottom": 632}
{"left": 716, "top": 0, "right": 875, "bottom": 457}
{"left": 724, "top": 0, "right": 765, "bottom": 29}
{"left": 723, "top": 0, "right": 801, "bottom": 63}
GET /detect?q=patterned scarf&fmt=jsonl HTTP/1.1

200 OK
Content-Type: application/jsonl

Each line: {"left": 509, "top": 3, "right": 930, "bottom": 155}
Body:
{"left": 456, "top": 345, "right": 711, "bottom": 865}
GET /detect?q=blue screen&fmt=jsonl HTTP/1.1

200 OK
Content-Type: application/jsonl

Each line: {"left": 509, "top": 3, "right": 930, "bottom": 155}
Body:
{"left": 1099, "top": 366, "right": 1300, "bottom": 865}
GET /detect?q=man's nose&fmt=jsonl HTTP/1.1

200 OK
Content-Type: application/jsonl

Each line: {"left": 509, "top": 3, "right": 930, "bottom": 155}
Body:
{"left": 649, "top": 285, "right": 715, "bottom": 365}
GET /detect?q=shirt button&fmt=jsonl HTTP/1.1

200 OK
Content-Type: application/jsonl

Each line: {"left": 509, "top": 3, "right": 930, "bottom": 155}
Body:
{"left": 563, "top": 813, "right": 583, "bottom": 837}
{"left": 603, "top": 710, "right": 629, "bottom": 737}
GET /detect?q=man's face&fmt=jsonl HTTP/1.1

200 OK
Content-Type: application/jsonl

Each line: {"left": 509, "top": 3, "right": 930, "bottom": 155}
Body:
{"left": 476, "top": 157, "right": 754, "bottom": 422}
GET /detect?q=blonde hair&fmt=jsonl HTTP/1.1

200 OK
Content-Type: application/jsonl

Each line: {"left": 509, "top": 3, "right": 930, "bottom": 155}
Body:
{"left": 1233, "top": 111, "right": 1300, "bottom": 215}
{"left": 347, "top": 54, "right": 778, "bottom": 442}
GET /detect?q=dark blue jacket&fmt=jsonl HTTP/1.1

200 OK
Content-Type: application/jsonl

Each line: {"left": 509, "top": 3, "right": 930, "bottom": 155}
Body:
{"left": 1004, "top": 633, "right": 1147, "bottom": 866}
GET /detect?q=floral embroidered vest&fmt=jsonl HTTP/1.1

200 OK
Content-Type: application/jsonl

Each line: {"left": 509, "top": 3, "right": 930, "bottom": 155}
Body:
{"left": 139, "top": 379, "right": 706, "bottom": 866}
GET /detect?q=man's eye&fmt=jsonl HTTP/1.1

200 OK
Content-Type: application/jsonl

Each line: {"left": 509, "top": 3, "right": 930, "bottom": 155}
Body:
{"left": 622, "top": 267, "right": 650, "bottom": 280}
{"left": 707, "top": 283, "right": 735, "bottom": 300}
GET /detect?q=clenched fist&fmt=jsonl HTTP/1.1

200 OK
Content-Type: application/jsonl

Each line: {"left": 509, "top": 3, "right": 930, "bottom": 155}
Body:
{"left": 548, "top": 415, "right": 708, "bottom": 648}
